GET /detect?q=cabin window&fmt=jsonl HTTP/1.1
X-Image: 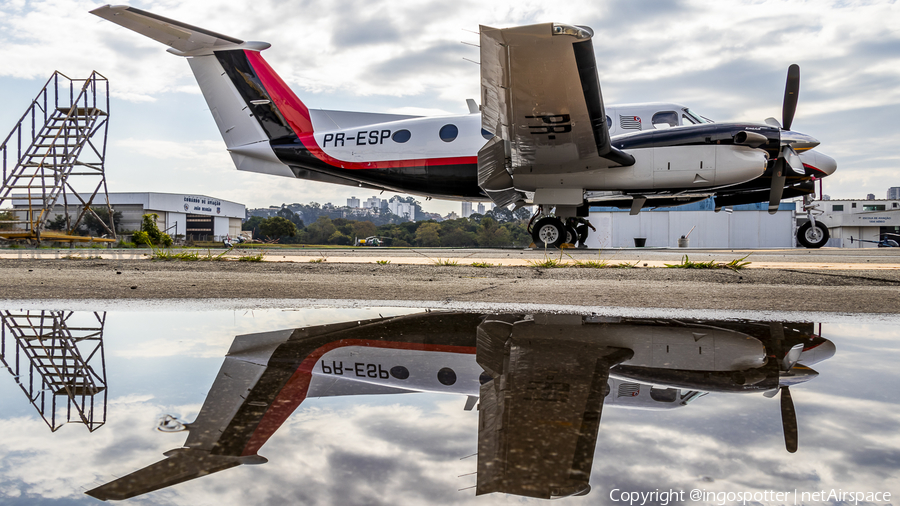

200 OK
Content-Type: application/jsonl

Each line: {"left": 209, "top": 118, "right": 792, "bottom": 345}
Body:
{"left": 606, "top": 115, "right": 612, "bottom": 129}
{"left": 439, "top": 124, "right": 458, "bottom": 142}
{"left": 390, "top": 366, "right": 410, "bottom": 379}
{"left": 652, "top": 111, "right": 678, "bottom": 129}
{"left": 852, "top": 202, "right": 857, "bottom": 208}
{"left": 392, "top": 129, "right": 411, "bottom": 143}
{"left": 894, "top": 202, "right": 899, "bottom": 208}
{"left": 481, "top": 128, "right": 494, "bottom": 140}
{"left": 437, "top": 367, "right": 457, "bottom": 385}
{"left": 832, "top": 205, "right": 844, "bottom": 211}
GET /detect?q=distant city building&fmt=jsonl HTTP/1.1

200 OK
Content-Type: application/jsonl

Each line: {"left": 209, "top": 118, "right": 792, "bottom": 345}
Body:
{"left": 888, "top": 187, "right": 900, "bottom": 200}
{"left": 821, "top": 195, "right": 831, "bottom": 201}
{"left": 389, "top": 198, "right": 414, "bottom": 220}
{"left": 445, "top": 211, "right": 459, "bottom": 220}
{"left": 347, "top": 196, "right": 360, "bottom": 208}
{"left": 364, "top": 196, "right": 382, "bottom": 209}
{"left": 867, "top": 194, "right": 876, "bottom": 200}
{"left": 476, "top": 203, "right": 485, "bottom": 215}
{"left": 461, "top": 202, "right": 473, "bottom": 218}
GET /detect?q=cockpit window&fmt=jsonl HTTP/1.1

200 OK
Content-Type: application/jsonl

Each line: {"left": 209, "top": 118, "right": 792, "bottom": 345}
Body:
{"left": 684, "top": 108, "right": 713, "bottom": 124}
{"left": 652, "top": 111, "right": 678, "bottom": 129}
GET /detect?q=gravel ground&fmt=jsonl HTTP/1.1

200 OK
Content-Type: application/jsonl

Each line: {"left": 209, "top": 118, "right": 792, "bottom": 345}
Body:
{"left": 2, "top": 257, "right": 899, "bottom": 313}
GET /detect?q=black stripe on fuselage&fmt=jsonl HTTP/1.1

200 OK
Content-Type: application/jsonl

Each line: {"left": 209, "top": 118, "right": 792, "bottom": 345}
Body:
{"left": 613, "top": 123, "right": 781, "bottom": 159}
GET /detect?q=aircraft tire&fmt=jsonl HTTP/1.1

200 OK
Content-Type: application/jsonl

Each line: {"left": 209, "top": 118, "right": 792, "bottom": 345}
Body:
{"left": 564, "top": 226, "right": 577, "bottom": 246}
{"left": 532, "top": 218, "right": 566, "bottom": 248}
{"left": 797, "top": 221, "right": 829, "bottom": 248}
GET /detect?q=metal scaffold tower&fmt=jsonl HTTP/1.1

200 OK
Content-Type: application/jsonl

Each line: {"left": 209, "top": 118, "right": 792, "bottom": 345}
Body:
{"left": 0, "top": 310, "right": 108, "bottom": 432}
{"left": 0, "top": 71, "right": 116, "bottom": 244}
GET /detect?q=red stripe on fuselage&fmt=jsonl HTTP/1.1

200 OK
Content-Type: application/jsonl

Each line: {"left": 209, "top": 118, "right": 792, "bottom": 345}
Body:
{"left": 240, "top": 339, "right": 476, "bottom": 456}
{"left": 244, "top": 50, "right": 477, "bottom": 170}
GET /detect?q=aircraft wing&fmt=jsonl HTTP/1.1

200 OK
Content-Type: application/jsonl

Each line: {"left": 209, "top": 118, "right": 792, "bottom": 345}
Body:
{"left": 478, "top": 23, "right": 634, "bottom": 206}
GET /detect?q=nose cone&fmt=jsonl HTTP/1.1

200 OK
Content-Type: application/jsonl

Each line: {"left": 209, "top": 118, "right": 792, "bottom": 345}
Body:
{"left": 798, "top": 339, "right": 837, "bottom": 366}
{"left": 781, "top": 130, "right": 820, "bottom": 151}
{"left": 798, "top": 150, "right": 838, "bottom": 176}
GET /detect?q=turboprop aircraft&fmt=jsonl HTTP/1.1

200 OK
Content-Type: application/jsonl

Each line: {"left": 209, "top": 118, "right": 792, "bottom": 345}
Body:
{"left": 85, "top": 312, "right": 834, "bottom": 501}
{"left": 91, "top": 6, "right": 837, "bottom": 247}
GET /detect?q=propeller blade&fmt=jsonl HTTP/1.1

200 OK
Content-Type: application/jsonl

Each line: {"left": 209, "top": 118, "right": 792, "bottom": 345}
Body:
{"left": 781, "top": 386, "right": 798, "bottom": 453}
{"left": 782, "top": 64, "right": 800, "bottom": 131}
{"left": 768, "top": 159, "right": 787, "bottom": 214}
{"left": 763, "top": 389, "right": 779, "bottom": 398}
{"left": 765, "top": 117, "right": 782, "bottom": 128}
{"left": 782, "top": 343, "right": 805, "bottom": 371}
{"left": 783, "top": 145, "right": 805, "bottom": 175}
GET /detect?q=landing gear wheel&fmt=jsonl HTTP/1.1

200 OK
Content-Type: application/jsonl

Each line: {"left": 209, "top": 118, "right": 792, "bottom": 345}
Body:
{"left": 532, "top": 218, "right": 566, "bottom": 248}
{"left": 797, "top": 221, "right": 829, "bottom": 248}
{"left": 564, "top": 226, "right": 577, "bottom": 246}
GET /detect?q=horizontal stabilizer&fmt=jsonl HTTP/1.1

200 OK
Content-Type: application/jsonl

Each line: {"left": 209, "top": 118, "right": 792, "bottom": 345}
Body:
{"left": 85, "top": 449, "right": 248, "bottom": 501}
{"left": 90, "top": 5, "right": 269, "bottom": 56}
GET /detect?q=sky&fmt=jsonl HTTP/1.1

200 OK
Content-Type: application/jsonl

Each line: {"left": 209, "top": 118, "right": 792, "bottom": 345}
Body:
{"left": 1, "top": 0, "right": 899, "bottom": 217}
{"left": 1, "top": 307, "right": 899, "bottom": 505}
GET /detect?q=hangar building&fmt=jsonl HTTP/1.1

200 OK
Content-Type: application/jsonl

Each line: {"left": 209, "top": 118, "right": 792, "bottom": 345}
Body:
{"left": 11, "top": 192, "right": 245, "bottom": 242}
{"left": 799, "top": 198, "right": 900, "bottom": 247}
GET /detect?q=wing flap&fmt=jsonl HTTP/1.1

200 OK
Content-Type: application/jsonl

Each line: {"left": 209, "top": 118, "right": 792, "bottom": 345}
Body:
{"left": 478, "top": 23, "right": 633, "bottom": 178}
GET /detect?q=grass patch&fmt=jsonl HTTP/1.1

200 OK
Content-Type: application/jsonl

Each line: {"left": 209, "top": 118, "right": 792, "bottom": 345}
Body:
{"left": 433, "top": 258, "right": 459, "bottom": 266}
{"left": 308, "top": 256, "right": 327, "bottom": 263}
{"left": 61, "top": 254, "right": 102, "bottom": 260}
{"left": 665, "top": 254, "right": 751, "bottom": 271}
{"left": 611, "top": 261, "right": 640, "bottom": 268}
{"left": 471, "top": 261, "right": 494, "bottom": 268}
{"left": 375, "top": 259, "right": 391, "bottom": 265}
{"left": 572, "top": 259, "right": 610, "bottom": 268}
{"left": 149, "top": 248, "right": 228, "bottom": 261}
{"left": 237, "top": 251, "right": 266, "bottom": 262}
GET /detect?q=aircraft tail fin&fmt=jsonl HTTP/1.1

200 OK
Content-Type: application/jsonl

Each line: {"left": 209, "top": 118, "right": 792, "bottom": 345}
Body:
{"left": 91, "top": 5, "right": 313, "bottom": 178}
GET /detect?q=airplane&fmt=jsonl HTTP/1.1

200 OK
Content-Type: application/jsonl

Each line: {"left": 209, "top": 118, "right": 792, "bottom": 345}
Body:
{"left": 84, "top": 312, "right": 834, "bottom": 501}
{"left": 91, "top": 6, "right": 837, "bottom": 248}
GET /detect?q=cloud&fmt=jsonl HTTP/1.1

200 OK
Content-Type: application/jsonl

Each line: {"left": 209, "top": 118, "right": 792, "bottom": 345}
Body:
{"left": 1, "top": 0, "right": 899, "bottom": 211}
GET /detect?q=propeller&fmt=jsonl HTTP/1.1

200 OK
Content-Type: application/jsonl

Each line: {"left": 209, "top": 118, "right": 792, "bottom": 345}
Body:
{"left": 766, "top": 324, "right": 806, "bottom": 453}
{"left": 767, "top": 64, "right": 805, "bottom": 214}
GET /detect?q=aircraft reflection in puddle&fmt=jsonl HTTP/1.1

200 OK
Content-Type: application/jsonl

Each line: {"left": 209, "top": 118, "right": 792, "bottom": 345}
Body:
{"left": 86, "top": 313, "right": 835, "bottom": 501}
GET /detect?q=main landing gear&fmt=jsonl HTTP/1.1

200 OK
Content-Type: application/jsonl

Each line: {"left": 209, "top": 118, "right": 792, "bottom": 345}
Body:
{"left": 530, "top": 217, "right": 576, "bottom": 248}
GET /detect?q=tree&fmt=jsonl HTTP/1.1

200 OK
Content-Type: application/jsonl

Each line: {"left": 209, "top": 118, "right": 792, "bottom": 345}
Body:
{"left": 46, "top": 214, "right": 67, "bottom": 231}
{"left": 243, "top": 216, "right": 264, "bottom": 238}
{"left": 415, "top": 222, "right": 441, "bottom": 246}
{"left": 352, "top": 220, "right": 377, "bottom": 241}
{"left": 82, "top": 207, "right": 122, "bottom": 236}
{"left": 259, "top": 216, "right": 298, "bottom": 239}
{"left": 133, "top": 213, "right": 173, "bottom": 247}
{"left": 477, "top": 217, "right": 511, "bottom": 247}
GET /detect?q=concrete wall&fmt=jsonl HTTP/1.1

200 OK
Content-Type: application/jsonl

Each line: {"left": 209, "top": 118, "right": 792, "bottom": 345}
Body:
{"left": 587, "top": 210, "right": 795, "bottom": 248}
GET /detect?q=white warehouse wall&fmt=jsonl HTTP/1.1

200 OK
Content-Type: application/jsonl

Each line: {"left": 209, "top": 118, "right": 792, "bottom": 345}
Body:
{"left": 587, "top": 210, "right": 794, "bottom": 248}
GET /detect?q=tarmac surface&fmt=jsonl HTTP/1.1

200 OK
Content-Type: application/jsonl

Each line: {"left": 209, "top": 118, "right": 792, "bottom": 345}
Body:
{"left": 1, "top": 247, "right": 899, "bottom": 314}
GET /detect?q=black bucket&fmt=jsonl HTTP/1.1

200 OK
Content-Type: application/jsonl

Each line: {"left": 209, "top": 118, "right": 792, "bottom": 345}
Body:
{"left": 633, "top": 238, "right": 647, "bottom": 247}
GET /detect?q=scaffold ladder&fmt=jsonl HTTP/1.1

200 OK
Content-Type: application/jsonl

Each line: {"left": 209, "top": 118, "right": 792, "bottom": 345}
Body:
{"left": 0, "top": 71, "right": 116, "bottom": 243}
{"left": 0, "top": 310, "right": 108, "bottom": 432}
